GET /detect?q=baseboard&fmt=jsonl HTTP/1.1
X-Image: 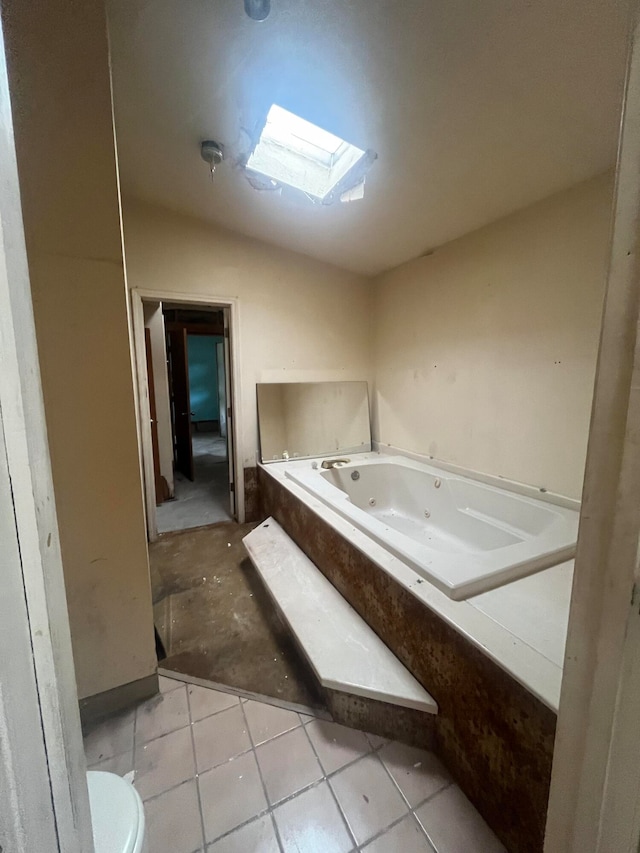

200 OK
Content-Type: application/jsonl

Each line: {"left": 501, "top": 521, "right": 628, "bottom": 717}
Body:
{"left": 79, "top": 673, "right": 159, "bottom": 729}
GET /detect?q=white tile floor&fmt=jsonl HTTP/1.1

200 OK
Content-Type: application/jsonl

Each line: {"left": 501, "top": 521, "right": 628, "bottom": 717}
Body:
{"left": 84, "top": 676, "right": 507, "bottom": 853}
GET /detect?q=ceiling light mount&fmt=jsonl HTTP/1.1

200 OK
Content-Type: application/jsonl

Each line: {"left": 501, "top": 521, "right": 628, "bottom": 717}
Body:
{"left": 200, "top": 140, "right": 224, "bottom": 180}
{"left": 244, "top": 0, "right": 270, "bottom": 21}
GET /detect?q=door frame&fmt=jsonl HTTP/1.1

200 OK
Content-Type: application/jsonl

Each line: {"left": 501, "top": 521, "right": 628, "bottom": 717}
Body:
{"left": 0, "top": 17, "right": 93, "bottom": 850}
{"left": 130, "top": 288, "right": 244, "bottom": 539}
{"left": 545, "top": 5, "right": 640, "bottom": 851}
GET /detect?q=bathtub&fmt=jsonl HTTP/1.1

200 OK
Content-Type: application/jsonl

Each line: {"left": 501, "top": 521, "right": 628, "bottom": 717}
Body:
{"left": 285, "top": 453, "right": 579, "bottom": 600}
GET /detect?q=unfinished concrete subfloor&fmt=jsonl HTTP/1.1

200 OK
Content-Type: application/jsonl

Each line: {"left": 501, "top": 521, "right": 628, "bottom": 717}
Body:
{"left": 156, "top": 432, "right": 231, "bottom": 533}
{"left": 150, "top": 521, "right": 325, "bottom": 710}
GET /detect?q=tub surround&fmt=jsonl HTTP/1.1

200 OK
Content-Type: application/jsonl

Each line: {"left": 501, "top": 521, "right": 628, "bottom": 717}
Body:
{"left": 259, "top": 455, "right": 572, "bottom": 853}
{"left": 244, "top": 518, "right": 439, "bottom": 749}
{"left": 265, "top": 453, "right": 571, "bottom": 709}
{"left": 471, "top": 560, "right": 572, "bottom": 669}
{"left": 322, "top": 690, "right": 436, "bottom": 751}
{"left": 243, "top": 519, "right": 438, "bottom": 714}
{"left": 243, "top": 466, "right": 262, "bottom": 522}
{"left": 287, "top": 453, "right": 578, "bottom": 600}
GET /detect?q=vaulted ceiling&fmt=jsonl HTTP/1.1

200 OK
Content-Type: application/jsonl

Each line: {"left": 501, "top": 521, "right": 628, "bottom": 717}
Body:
{"left": 108, "top": 0, "right": 631, "bottom": 275}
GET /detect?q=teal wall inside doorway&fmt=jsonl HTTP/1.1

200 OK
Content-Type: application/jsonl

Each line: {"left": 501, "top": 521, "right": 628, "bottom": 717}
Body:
{"left": 187, "top": 335, "right": 224, "bottom": 422}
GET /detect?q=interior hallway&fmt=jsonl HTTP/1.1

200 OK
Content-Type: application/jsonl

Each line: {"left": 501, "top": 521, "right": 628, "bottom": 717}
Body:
{"left": 83, "top": 675, "right": 505, "bottom": 853}
{"left": 157, "top": 433, "right": 231, "bottom": 533}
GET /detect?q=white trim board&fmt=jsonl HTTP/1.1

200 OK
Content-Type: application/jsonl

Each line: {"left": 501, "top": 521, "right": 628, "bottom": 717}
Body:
{"left": 130, "top": 287, "right": 245, "bottom": 538}
{"left": 0, "top": 19, "right": 93, "bottom": 851}
{"left": 545, "top": 7, "right": 640, "bottom": 852}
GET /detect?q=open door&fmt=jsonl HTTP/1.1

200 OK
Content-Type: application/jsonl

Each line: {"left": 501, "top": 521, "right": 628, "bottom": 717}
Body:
{"left": 167, "top": 327, "right": 194, "bottom": 481}
{"left": 145, "top": 328, "right": 167, "bottom": 504}
{"left": 223, "top": 309, "right": 236, "bottom": 518}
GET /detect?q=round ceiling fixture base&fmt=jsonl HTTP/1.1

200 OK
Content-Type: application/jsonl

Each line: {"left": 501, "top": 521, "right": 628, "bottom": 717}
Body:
{"left": 200, "top": 140, "right": 224, "bottom": 169}
{"left": 244, "top": 0, "right": 271, "bottom": 21}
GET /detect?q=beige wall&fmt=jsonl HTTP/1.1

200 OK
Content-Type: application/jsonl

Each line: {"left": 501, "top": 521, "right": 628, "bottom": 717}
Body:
{"left": 258, "top": 381, "right": 370, "bottom": 460}
{"left": 282, "top": 382, "right": 370, "bottom": 458}
{"left": 372, "top": 173, "right": 613, "bottom": 499}
{"left": 257, "top": 384, "right": 286, "bottom": 460}
{"left": 122, "top": 198, "right": 373, "bottom": 470}
{"left": 3, "top": 0, "right": 156, "bottom": 698}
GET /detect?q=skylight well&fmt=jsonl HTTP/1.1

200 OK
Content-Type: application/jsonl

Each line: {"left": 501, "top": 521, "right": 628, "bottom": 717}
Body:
{"left": 246, "top": 104, "right": 372, "bottom": 202}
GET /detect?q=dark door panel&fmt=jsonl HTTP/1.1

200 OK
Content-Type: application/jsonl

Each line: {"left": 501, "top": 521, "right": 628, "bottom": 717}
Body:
{"left": 168, "top": 328, "right": 194, "bottom": 481}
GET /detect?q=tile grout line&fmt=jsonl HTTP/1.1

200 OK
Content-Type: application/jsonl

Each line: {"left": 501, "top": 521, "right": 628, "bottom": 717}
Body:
{"left": 355, "top": 764, "right": 453, "bottom": 853}
{"left": 185, "top": 684, "right": 209, "bottom": 853}
{"left": 311, "top": 739, "right": 448, "bottom": 852}
{"left": 141, "top": 763, "right": 367, "bottom": 815}
{"left": 206, "top": 807, "right": 275, "bottom": 847}
{"left": 137, "top": 743, "right": 452, "bottom": 816}
{"left": 135, "top": 691, "right": 243, "bottom": 754}
{"left": 410, "top": 780, "right": 455, "bottom": 814}
{"left": 200, "top": 771, "right": 452, "bottom": 853}
{"left": 365, "top": 745, "right": 451, "bottom": 851}
{"left": 336, "top": 749, "right": 413, "bottom": 852}
{"left": 95, "top": 688, "right": 441, "bottom": 852}
{"left": 84, "top": 708, "right": 138, "bottom": 768}
{"left": 299, "top": 716, "right": 360, "bottom": 852}
{"left": 134, "top": 720, "right": 192, "bottom": 750}
{"left": 157, "top": 675, "right": 183, "bottom": 694}
{"left": 203, "top": 770, "right": 356, "bottom": 849}
{"left": 239, "top": 698, "right": 286, "bottom": 853}
{"left": 163, "top": 671, "right": 328, "bottom": 720}
{"left": 138, "top": 687, "right": 451, "bottom": 852}
{"left": 132, "top": 705, "right": 139, "bottom": 775}
{"left": 135, "top": 707, "right": 414, "bottom": 799}
{"left": 355, "top": 808, "right": 422, "bottom": 852}
{"left": 242, "top": 714, "right": 303, "bottom": 749}
{"left": 357, "top": 750, "right": 414, "bottom": 850}
{"left": 371, "top": 743, "right": 416, "bottom": 810}
{"left": 140, "top": 722, "right": 320, "bottom": 809}
{"left": 268, "top": 812, "right": 283, "bottom": 853}
{"left": 410, "top": 783, "right": 456, "bottom": 853}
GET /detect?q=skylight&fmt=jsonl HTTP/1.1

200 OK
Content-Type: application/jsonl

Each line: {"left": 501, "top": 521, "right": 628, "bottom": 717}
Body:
{"left": 246, "top": 105, "right": 369, "bottom": 201}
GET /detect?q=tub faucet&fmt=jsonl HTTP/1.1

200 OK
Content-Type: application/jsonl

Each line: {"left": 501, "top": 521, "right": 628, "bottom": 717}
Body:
{"left": 321, "top": 458, "right": 351, "bottom": 469}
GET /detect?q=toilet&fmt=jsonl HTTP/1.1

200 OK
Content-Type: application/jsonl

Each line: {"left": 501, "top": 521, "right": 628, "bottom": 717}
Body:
{"left": 87, "top": 771, "right": 146, "bottom": 853}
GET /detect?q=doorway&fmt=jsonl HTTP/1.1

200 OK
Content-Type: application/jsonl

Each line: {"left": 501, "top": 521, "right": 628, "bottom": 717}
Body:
{"left": 131, "top": 290, "right": 244, "bottom": 538}
{"left": 160, "top": 305, "right": 231, "bottom": 532}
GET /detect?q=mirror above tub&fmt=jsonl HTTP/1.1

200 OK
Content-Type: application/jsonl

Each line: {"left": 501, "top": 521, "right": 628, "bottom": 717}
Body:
{"left": 257, "top": 381, "right": 371, "bottom": 463}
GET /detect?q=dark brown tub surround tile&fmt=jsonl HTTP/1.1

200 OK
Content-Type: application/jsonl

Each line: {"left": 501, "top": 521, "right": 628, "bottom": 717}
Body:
{"left": 243, "top": 465, "right": 263, "bottom": 522}
{"left": 259, "top": 465, "right": 556, "bottom": 853}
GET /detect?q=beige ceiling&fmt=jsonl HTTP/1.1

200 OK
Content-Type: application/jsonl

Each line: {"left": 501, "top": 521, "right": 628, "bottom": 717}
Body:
{"left": 108, "top": 0, "right": 631, "bottom": 276}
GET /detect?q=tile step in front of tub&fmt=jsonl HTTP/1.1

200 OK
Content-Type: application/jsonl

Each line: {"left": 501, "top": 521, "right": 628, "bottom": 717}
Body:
{"left": 242, "top": 518, "right": 438, "bottom": 715}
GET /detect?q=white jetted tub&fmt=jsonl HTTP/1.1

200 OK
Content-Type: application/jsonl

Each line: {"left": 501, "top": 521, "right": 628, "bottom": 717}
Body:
{"left": 285, "top": 454, "right": 579, "bottom": 600}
